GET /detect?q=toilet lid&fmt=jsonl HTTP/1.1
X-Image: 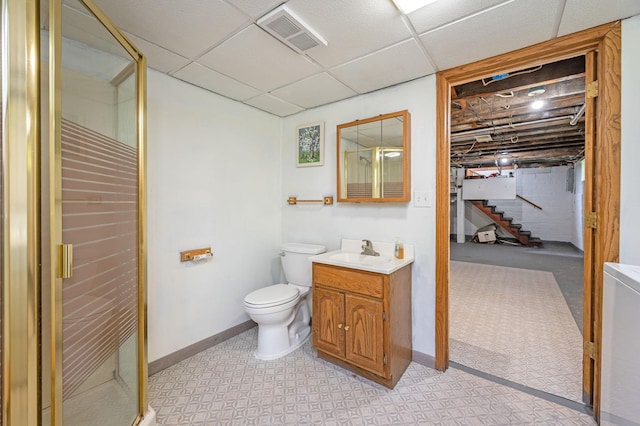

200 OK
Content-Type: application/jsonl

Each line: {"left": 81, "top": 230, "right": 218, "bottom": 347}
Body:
{"left": 244, "top": 284, "right": 299, "bottom": 307}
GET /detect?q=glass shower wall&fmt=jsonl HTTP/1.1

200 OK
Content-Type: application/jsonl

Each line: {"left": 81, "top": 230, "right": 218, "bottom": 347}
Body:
{"left": 1, "top": 32, "right": 4, "bottom": 426}
{"left": 56, "top": 2, "right": 140, "bottom": 424}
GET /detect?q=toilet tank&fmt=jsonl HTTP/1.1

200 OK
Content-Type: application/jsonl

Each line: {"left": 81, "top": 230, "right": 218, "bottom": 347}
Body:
{"left": 280, "top": 243, "right": 326, "bottom": 287}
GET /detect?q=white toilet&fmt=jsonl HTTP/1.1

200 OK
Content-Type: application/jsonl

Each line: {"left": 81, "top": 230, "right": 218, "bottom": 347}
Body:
{"left": 244, "top": 242, "right": 326, "bottom": 360}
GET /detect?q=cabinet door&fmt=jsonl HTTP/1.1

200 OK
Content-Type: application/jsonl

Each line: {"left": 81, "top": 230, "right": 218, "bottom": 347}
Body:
{"left": 345, "top": 294, "right": 385, "bottom": 375}
{"left": 312, "top": 287, "right": 345, "bottom": 357}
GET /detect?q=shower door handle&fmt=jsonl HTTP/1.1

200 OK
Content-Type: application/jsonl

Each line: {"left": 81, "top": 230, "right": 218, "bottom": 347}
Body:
{"left": 60, "top": 243, "right": 73, "bottom": 279}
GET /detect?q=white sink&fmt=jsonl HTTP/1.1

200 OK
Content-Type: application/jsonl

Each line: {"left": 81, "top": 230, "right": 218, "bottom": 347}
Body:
{"left": 329, "top": 252, "right": 393, "bottom": 266}
{"left": 311, "top": 242, "right": 414, "bottom": 274}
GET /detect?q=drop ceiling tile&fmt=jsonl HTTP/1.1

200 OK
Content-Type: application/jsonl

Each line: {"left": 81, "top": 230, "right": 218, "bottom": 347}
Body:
{"left": 420, "top": 0, "right": 565, "bottom": 71}
{"left": 271, "top": 73, "right": 357, "bottom": 108}
{"left": 61, "top": 5, "right": 191, "bottom": 75}
{"left": 244, "top": 94, "right": 305, "bottom": 117}
{"left": 285, "top": 0, "right": 412, "bottom": 68}
{"left": 86, "top": 0, "right": 250, "bottom": 59}
{"left": 408, "top": 0, "right": 510, "bottom": 34}
{"left": 198, "top": 25, "right": 321, "bottom": 92}
{"left": 62, "top": 0, "right": 85, "bottom": 12}
{"left": 230, "top": 0, "right": 283, "bottom": 19}
{"left": 331, "top": 39, "right": 435, "bottom": 94}
{"left": 61, "top": 5, "right": 133, "bottom": 60}
{"left": 173, "top": 63, "right": 261, "bottom": 101}
{"left": 124, "top": 33, "right": 190, "bottom": 74}
{"left": 558, "top": 0, "right": 640, "bottom": 36}
{"left": 55, "top": 33, "right": 129, "bottom": 81}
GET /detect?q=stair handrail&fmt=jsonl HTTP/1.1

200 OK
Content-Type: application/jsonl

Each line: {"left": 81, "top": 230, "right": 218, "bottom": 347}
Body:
{"left": 516, "top": 194, "right": 542, "bottom": 210}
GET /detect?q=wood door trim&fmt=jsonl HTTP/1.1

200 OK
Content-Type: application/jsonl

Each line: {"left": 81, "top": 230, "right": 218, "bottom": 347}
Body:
{"left": 582, "top": 50, "right": 597, "bottom": 404}
{"left": 435, "top": 71, "right": 451, "bottom": 371}
{"left": 592, "top": 23, "right": 622, "bottom": 418}
{"left": 435, "top": 22, "right": 621, "bottom": 419}
{"left": 438, "top": 23, "right": 617, "bottom": 84}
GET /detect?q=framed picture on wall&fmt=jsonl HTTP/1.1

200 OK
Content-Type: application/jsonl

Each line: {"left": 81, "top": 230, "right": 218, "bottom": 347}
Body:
{"left": 296, "top": 121, "right": 324, "bottom": 167}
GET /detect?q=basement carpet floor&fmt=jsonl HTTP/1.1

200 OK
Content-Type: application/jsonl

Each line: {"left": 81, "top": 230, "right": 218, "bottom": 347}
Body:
{"left": 450, "top": 261, "right": 583, "bottom": 403}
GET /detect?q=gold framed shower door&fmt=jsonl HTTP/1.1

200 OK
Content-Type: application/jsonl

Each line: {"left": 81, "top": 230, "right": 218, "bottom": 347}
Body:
{"left": 2, "top": 0, "right": 148, "bottom": 424}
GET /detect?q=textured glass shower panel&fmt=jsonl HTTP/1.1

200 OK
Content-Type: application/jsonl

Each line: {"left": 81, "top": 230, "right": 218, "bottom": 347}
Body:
{"left": 60, "top": 3, "right": 138, "bottom": 424}
{"left": 0, "top": 57, "right": 4, "bottom": 426}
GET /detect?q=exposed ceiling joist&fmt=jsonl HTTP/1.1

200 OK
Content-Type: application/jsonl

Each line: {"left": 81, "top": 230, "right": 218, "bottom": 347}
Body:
{"left": 450, "top": 57, "right": 586, "bottom": 168}
{"left": 452, "top": 57, "right": 586, "bottom": 100}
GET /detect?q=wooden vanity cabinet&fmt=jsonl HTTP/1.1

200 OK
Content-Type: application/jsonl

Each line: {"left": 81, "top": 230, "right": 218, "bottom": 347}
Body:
{"left": 311, "top": 262, "right": 412, "bottom": 388}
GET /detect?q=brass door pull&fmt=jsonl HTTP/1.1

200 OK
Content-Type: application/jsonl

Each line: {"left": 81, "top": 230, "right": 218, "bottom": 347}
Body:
{"left": 60, "top": 244, "right": 73, "bottom": 279}
{"left": 337, "top": 323, "right": 343, "bottom": 329}
{"left": 344, "top": 325, "right": 350, "bottom": 331}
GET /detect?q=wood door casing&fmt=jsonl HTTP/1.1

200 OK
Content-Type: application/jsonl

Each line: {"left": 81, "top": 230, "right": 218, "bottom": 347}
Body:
{"left": 591, "top": 24, "right": 622, "bottom": 418}
{"left": 312, "top": 286, "right": 345, "bottom": 357}
{"left": 345, "top": 294, "right": 384, "bottom": 375}
{"left": 582, "top": 49, "right": 597, "bottom": 405}
{"left": 435, "top": 22, "right": 621, "bottom": 418}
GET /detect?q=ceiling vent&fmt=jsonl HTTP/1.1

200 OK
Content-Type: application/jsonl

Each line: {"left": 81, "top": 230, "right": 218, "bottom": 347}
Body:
{"left": 257, "top": 5, "right": 327, "bottom": 53}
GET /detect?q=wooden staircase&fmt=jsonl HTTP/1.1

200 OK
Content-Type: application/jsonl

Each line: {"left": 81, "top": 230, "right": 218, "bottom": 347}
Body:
{"left": 469, "top": 200, "right": 542, "bottom": 247}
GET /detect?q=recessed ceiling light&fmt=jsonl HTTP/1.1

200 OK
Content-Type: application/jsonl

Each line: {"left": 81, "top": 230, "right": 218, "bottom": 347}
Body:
{"left": 531, "top": 100, "right": 544, "bottom": 110}
{"left": 392, "top": 0, "right": 439, "bottom": 14}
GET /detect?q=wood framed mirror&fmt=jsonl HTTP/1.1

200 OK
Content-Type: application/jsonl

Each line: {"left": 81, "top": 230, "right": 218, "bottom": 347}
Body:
{"left": 337, "top": 110, "right": 411, "bottom": 203}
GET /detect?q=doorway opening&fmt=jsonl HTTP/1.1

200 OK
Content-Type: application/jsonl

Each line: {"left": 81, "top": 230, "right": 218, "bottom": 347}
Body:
{"left": 448, "top": 56, "right": 587, "bottom": 404}
{"left": 435, "top": 22, "right": 622, "bottom": 421}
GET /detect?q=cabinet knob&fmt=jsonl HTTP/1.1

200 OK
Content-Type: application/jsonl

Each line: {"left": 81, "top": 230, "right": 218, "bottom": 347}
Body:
{"left": 337, "top": 323, "right": 343, "bottom": 329}
{"left": 344, "top": 325, "right": 350, "bottom": 331}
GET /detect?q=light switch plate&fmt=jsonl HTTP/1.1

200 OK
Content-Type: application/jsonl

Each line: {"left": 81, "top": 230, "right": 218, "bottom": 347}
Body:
{"left": 414, "top": 191, "right": 431, "bottom": 207}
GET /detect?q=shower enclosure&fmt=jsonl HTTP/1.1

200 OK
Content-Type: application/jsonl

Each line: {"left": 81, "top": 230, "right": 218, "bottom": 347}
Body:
{"left": 2, "top": 0, "right": 151, "bottom": 425}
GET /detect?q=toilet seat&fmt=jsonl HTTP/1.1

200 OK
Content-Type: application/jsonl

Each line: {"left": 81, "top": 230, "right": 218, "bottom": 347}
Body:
{"left": 244, "top": 284, "right": 299, "bottom": 309}
{"left": 287, "top": 283, "right": 309, "bottom": 297}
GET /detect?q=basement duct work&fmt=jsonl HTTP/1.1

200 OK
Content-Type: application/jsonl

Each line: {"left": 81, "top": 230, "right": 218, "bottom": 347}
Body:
{"left": 257, "top": 5, "right": 328, "bottom": 53}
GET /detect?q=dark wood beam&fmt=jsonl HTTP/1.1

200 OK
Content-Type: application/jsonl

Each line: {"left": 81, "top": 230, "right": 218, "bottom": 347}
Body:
{"left": 451, "top": 90, "right": 585, "bottom": 128}
{"left": 452, "top": 56, "right": 585, "bottom": 99}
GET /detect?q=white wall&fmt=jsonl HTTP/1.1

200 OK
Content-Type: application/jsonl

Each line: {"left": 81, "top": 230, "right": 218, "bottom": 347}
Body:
{"left": 146, "top": 71, "right": 282, "bottom": 362}
{"left": 572, "top": 161, "right": 585, "bottom": 251}
{"left": 489, "top": 167, "right": 575, "bottom": 242}
{"left": 620, "top": 15, "right": 640, "bottom": 265}
{"left": 145, "top": 15, "right": 640, "bottom": 363}
{"left": 454, "top": 166, "right": 577, "bottom": 243}
{"left": 281, "top": 77, "right": 437, "bottom": 356}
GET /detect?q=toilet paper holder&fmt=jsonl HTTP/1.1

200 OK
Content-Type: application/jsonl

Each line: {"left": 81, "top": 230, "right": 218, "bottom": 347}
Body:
{"left": 180, "top": 247, "right": 213, "bottom": 262}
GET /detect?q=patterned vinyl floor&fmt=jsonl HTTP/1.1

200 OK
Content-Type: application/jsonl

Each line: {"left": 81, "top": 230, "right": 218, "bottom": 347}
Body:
{"left": 148, "top": 327, "right": 594, "bottom": 425}
{"left": 450, "top": 261, "right": 584, "bottom": 403}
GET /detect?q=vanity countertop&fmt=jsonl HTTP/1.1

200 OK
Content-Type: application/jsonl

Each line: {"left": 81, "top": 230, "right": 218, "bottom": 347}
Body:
{"left": 309, "top": 239, "right": 414, "bottom": 274}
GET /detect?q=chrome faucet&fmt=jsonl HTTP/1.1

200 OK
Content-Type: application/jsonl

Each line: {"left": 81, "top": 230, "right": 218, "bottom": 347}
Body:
{"left": 361, "top": 239, "right": 380, "bottom": 256}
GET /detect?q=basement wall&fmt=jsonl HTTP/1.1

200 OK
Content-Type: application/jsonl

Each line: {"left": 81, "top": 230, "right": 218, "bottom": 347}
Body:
{"left": 146, "top": 70, "right": 282, "bottom": 362}
{"left": 453, "top": 165, "right": 577, "bottom": 244}
{"left": 571, "top": 160, "right": 585, "bottom": 251}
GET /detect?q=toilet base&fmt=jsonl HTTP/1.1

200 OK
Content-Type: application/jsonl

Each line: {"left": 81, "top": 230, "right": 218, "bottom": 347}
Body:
{"left": 254, "top": 326, "right": 311, "bottom": 360}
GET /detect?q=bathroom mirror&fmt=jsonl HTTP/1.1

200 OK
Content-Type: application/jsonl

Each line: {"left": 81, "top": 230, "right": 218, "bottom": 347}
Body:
{"left": 337, "top": 110, "right": 411, "bottom": 202}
